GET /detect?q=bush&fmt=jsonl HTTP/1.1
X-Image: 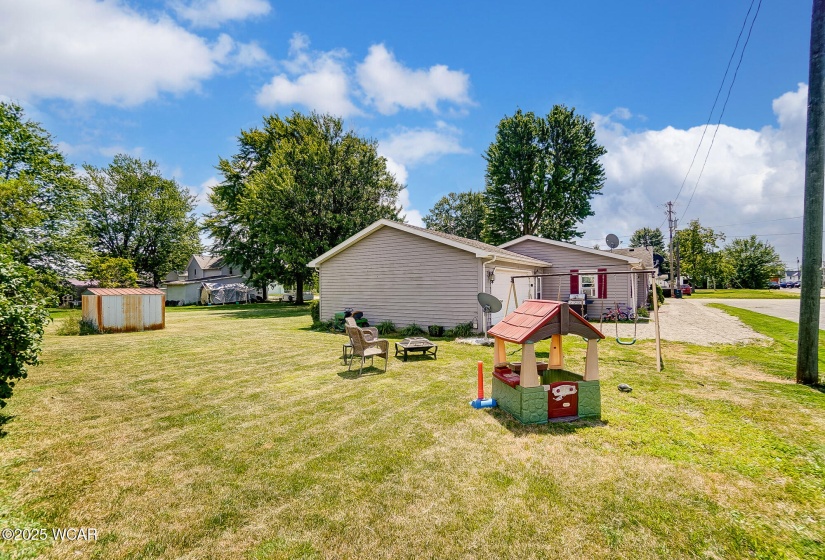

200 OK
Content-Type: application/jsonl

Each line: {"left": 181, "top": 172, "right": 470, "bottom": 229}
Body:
{"left": 636, "top": 307, "right": 650, "bottom": 319}
{"left": 312, "top": 319, "right": 335, "bottom": 332}
{"left": 446, "top": 321, "right": 474, "bottom": 338}
{"left": 309, "top": 300, "right": 320, "bottom": 324}
{"left": 648, "top": 285, "right": 664, "bottom": 306}
{"left": 56, "top": 314, "right": 98, "bottom": 336}
{"left": 0, "top": 250, "right": 51, "bottom": 408}
{"left": 399, "top": 322, "right": 426, "bottom": 336}
{"left": 376, "top": 320, "right": 396, "bottom": 335}
{"left": 428, "top": 325, "right": 445, "bottom": 337}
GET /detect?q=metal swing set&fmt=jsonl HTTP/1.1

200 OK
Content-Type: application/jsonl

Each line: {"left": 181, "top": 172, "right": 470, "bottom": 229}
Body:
{"left": 501, "top": 269, "right": 663, "bottom": 372}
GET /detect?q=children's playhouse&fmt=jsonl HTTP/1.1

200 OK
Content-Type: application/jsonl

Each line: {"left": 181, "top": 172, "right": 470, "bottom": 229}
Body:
{"left": 486, "top": 299, "right": 604, "bottom": 424}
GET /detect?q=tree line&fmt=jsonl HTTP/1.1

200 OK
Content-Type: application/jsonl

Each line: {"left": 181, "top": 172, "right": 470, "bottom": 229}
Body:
{"left": 625, "top": 222, "right": 784, "bottom": 289}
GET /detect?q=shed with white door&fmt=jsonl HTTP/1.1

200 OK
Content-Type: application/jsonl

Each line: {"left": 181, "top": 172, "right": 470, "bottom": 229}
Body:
{"left": 82, "top": 288, "right": 165, "bottom": 333}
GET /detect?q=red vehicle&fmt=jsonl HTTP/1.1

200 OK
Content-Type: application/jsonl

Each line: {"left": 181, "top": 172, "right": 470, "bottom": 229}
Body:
{"left": 680, "top": 284, "right": 692, "bottom": 296}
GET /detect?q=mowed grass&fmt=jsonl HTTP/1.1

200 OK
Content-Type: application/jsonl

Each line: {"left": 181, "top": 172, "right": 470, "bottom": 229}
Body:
{"left": 690, "top": 288, "right": 801, "bottom": 299}
{"left": 1, "top": 303, "right": 824, "bottom": 559}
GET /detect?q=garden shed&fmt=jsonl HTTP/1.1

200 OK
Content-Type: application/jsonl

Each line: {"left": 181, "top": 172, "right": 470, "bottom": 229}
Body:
{"left": 82, "top": 288, "right": 165, "bottom": 333}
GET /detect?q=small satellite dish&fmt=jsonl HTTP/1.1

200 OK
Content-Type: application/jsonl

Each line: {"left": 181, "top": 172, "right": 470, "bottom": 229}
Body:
{"left": 606, "top": 233, "right": 620, "bottom": 249}
{"left": 653, "top": 253, "right": 665, "bottom": 268}
{"left": 477, "top": 292, "right": 503, "bottom": 313}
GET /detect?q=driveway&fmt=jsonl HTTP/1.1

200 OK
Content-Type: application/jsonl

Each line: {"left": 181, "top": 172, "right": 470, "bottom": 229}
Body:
{"left": 688, "top": 296, "right": 825, "bottom": 324}
{"left": 610, "top": 298, "right": 768, "bottom": 346}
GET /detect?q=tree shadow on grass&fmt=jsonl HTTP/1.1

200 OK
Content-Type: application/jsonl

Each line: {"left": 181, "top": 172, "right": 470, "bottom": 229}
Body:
{"left": 0, "top": 414, "right": 14, "bottom": 438}
{"left": 485, "top": 407, "right": 608, "bottom": 437}
{"left": 210, "top": 303, "right": 312, "bottom": 320}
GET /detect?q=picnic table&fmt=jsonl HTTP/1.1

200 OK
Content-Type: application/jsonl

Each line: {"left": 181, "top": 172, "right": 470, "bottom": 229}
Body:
{"left": 394, "top": 337, "right": 438, "bottom": 362}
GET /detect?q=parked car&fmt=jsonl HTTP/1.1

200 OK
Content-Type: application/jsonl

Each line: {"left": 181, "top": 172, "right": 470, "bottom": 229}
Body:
{"left": 793, "top": 281, "right": 801, "bottom": 288}
{"left": 680, "top": 284, "right": 692, "bottom": 296}
{"left": 768, "top": 281, "right": 781, "bottom": 289}
{"left": 779, "top": 281, "right": 789, "bottom": 288}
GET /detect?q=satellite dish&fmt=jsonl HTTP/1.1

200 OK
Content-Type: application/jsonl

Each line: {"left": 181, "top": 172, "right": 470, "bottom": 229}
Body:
{"left": 477, "top": 292, "right": 503, "bottom": 313}
{"left": 653, "top": 253, "right": 665, "bottom": 268}
{"left": 606, "top": 233, "right": 620, "bottom": 249}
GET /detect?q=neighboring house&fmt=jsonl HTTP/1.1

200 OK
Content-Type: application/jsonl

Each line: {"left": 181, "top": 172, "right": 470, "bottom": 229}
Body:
{"left": 307, "top": 220, "right": 551, "bottom": 328}
{"left": 162, "top": 254, "right": 258, "bottom": 305}
{"left": 307, "top": 220, "right": 653, "bottom": 328}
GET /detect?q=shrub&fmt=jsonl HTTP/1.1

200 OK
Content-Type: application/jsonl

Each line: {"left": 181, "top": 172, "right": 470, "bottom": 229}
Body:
{"left": 0, "top": 250, "right": 51, "bottom": 408}
{"left": 309, "top": 300, "right": 320, "bottom": 324}
{"left": 312, "top": 319, "right": 335, "bottom": 332}
{"left": 56, "top": 314, "right": 99, "bottom": 336}
{"left": 636, "top": 307, "right": 650, "bottom": 319}
{"left": 446, "top": 321, "right": 474, "bottom": 338}
{"left": 376, "top": 320, "right": 396, "bottom": 335}
{"left": 648, "top": 285, "right": 664, "bottom": 306}
{"left": 428, "top": 325, "right": 445, "bottom": 337}
{"left": 399, "top": 322, "right": 426, "bottom": 336}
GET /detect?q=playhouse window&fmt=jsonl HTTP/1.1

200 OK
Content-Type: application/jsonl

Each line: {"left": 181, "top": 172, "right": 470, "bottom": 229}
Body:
{"left": 580, "top": 274, "right": 596, "bottom": 297}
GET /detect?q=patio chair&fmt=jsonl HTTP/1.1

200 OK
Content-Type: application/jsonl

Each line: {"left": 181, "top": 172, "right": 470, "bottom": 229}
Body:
{"left": 344, "top": 316, "right": 379, "bottom": 341}
{"left": 345, "top": 326, "right": 389, "bottom": 375}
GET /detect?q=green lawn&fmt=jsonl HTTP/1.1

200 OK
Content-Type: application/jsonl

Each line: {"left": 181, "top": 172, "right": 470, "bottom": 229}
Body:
{"left": 1, "top": 303, "right": 824, "bottom": 559}
{"left": 690, "top": 288, "right": 802, "bottom": 299}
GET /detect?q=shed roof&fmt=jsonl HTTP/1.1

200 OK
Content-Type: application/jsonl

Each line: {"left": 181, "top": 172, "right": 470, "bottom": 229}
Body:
{"left": 307, "top": 219, "right": 552, "bottom": 268}
{"left": 84, "top": 288, "right": 165, "bottom": 296}
{"left": 487, "top": 299, "right": 604, "bottom": 343}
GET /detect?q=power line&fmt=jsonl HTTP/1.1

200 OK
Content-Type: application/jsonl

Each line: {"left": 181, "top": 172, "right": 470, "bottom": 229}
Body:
{"left": 672, "top": 0, "right": 758, "bottom": 206}
{"left": 681, "top": 0, "right": 763, "bottom": 222}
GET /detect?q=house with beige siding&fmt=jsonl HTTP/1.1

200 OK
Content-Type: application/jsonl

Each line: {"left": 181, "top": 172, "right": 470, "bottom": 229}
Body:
{"left": 499, "top": 236, "right": 651, "bottom": 317}
{"left": 307, "top": 220, "right": 550, "bottom": 328}
{"left": 308, "top": 221, "right": 652, "bottom": 328}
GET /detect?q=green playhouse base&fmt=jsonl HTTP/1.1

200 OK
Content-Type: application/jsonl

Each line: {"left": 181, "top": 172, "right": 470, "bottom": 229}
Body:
{"left": 492, "top": 370, "right": 601, "bottom": 425}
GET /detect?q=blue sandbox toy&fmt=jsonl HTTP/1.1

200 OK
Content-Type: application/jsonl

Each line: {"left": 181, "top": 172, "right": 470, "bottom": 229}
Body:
{"left": 470, "top": 398, "right": 497, "bottom": 409}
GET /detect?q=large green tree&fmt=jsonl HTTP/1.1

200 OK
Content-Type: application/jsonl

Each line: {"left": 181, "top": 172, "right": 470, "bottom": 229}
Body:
{"left": 423, "top": 191, "right": 486, "bottom": 241}
{"left": 675, "top": 220, "right": 724, "bottom": 288}
{"left": 83, "top": 155, "right": 201, "bottom": 286}
{"left": 86, "top": 256, "right": 139, "bottom": 288}
{"left": 483, "top": 106, "right": 606, "bottom": 245}
{"left": 0, "top": 102, "right": 88, "bottom": 274}
{"left": 721, "top": 236, "right": 784, "bottom": 289}
{"left": 629, "top": 227, "right": 666, "bottom": 253}
{"left": 0, "top": 246, "right": 50, "bottom": 408}
{"left": 205, "top": 112, "right": 402, "bottom": 304}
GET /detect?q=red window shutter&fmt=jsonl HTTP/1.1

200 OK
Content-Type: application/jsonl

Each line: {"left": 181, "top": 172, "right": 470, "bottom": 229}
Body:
{"left": 570, "top": 270, "right": 579, "bottom": 294}
{"left": 598, "top": 268, "right": 608, "bottom": 298}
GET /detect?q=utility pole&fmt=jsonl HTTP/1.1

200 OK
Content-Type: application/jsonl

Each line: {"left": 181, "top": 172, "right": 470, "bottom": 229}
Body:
{"left": 797, "top": 0, "right": 825, "bottom": 385}
{"left": 666, "top": 201, "right": 676, "bottom": 290}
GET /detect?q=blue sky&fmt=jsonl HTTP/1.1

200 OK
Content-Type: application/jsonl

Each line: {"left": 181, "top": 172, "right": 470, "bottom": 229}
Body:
{"left": 0, "top": 0, "right": 815, "bottom": 267}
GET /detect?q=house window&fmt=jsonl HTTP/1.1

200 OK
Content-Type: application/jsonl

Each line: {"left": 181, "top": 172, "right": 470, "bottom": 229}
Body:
{"left": 229, "top": 267, "right": 233, "bottom": 275}
{"left": 580, "top": 274, "right": 597, "bottom": 297}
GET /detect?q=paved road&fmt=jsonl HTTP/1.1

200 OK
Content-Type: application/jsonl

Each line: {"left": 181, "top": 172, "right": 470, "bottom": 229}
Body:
{"left": 688, "top": 297, "right": 825, "bottom": 324}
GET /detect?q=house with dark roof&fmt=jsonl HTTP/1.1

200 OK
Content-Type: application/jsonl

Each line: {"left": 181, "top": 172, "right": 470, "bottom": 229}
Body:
{"left": 307, "top": 220, "right": 653, "bottom": 328}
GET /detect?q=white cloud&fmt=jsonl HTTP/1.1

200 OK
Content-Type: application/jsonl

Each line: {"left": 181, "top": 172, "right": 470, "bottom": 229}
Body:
{"left": 381, "top": 155, "right": 408, "bottom": 185}
{"left": 0, "top": 0, "right": 266, "bottom": 106}
{"left": 356, "top": 44, "right": 472, "bottom": 115}
{"left": 256, "top": 34, "right": 360, "bottom": 117}
{"left": 378, "top": 122, "right": 469, "bottom": 167}
{"left": 580, "top": 83, "right": 808, "bottom": 263}
{"left": 171, "top": 0, "right": 271, "bottom": 28}
{"left": 397, "top": 188, "right": 424, "bottom": 227}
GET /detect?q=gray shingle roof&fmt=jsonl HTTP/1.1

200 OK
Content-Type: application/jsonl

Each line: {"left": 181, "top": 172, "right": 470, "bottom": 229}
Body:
{"left": 402, "top": 223, "right": 550, "bottom": 265}
{"left": 610, "top": 247, "right": 654, "bottom": 268}
{"left": 193, "top": 254, "right": 225, "bottom": 270}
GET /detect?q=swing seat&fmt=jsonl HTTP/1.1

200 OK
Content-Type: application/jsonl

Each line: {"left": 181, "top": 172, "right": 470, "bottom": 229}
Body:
{"left": 615, "top": 337, "right": 637, "bottom": 346}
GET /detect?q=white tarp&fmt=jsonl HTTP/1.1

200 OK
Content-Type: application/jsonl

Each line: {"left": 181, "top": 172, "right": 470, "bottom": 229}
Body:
{"left": 200, "top": 282, "right": 253, "bottom": 304}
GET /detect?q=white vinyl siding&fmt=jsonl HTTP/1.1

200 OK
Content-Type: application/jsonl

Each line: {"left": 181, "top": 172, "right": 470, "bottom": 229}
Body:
{"left": 318, "top": 227, "right": 481, "bottom": 328}
{"left": 504, "top": 239, "right": 646, "bottom": 309}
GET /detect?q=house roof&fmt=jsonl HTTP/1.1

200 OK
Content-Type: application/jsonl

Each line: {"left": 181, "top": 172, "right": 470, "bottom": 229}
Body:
{"left": 84, "top": 288, "right": 165, "bottom": 296}
{"left": 611, "top": 246, "right": 654, "bottom": 269}
{"left": 192, "top": 254, "right": 225, "bottom": 270}
{"left": 487, "top": 299, "right": 604, "bottom": 343}
{"left": 500, "top": 235, "right": 644, "bottom": 266}
{"left": 65, "top": 278, "right": 99, "bottom": 289}
{"left": 306, "top": 220, "right": 552, "bottom": 268}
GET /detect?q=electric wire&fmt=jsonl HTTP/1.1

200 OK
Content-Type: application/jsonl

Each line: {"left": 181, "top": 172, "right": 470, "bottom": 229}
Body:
{"left": 680, "top": 0, "right": 763, "bottom": 222}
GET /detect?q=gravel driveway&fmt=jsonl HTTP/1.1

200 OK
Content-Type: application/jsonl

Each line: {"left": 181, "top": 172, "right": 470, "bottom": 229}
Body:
{"left": 609, "top": 298, "right": 768, "bottom": 346}
{"left": 690, "top": 297, "right": 825, "bottom": 324}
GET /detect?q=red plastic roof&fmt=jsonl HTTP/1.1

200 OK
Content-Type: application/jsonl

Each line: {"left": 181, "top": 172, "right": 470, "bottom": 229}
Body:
{"left": 487, "top": 299, "right": 604, "bottom": 343}
{"left": 84, "top": 288, "right": 164, "bottom": 296}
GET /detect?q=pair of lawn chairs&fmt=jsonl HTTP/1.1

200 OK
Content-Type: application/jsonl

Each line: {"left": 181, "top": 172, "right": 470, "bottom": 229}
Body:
{"left": 344, "top": 317, "right": 389, "bottom": 374}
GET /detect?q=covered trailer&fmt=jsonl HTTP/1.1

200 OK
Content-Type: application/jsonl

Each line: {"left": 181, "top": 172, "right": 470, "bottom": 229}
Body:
{"left": 82, "top": 288, "right": 165, "bottom": 333}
